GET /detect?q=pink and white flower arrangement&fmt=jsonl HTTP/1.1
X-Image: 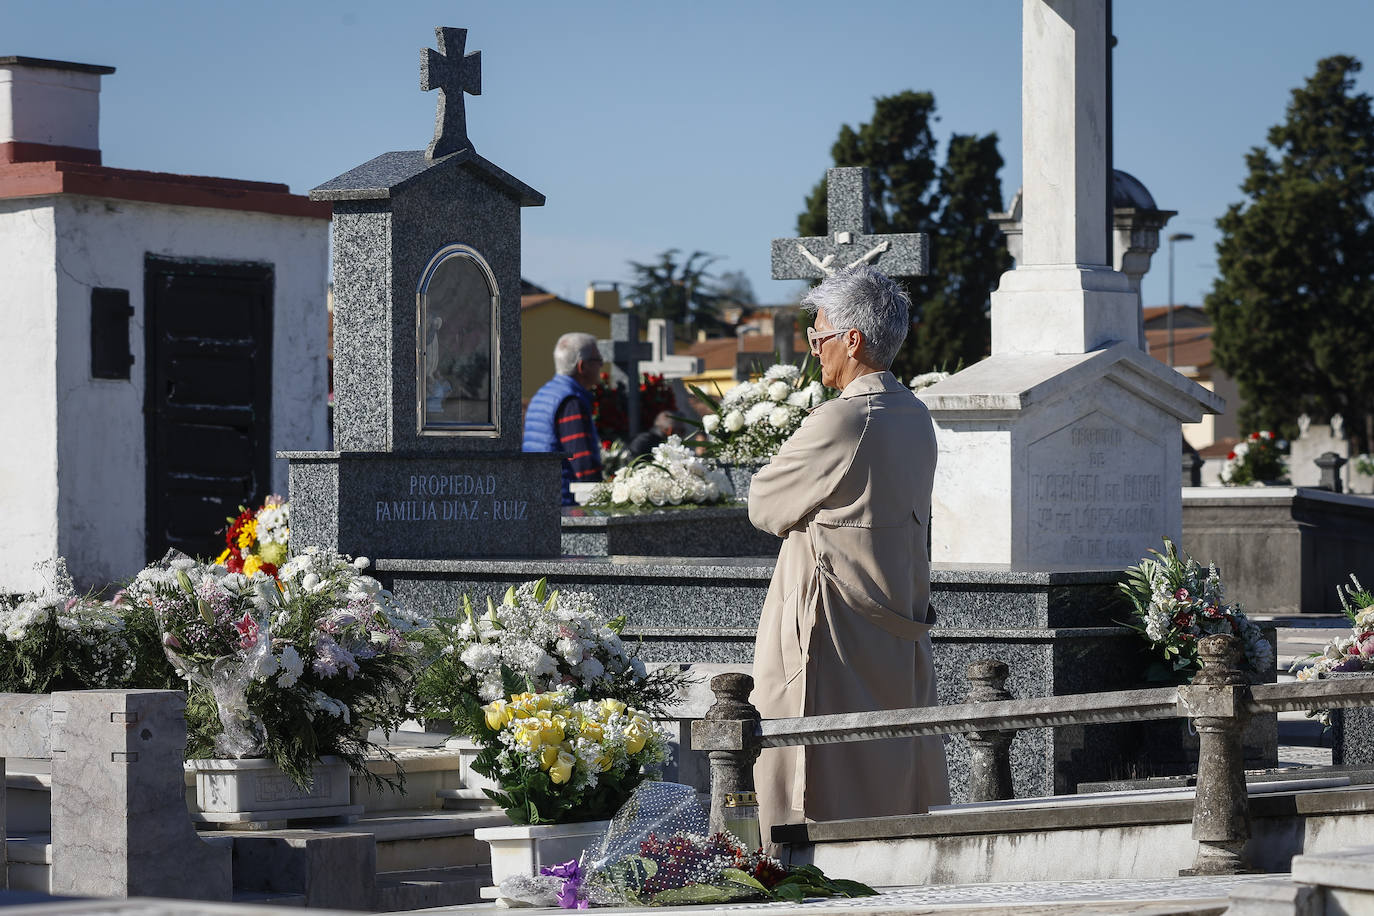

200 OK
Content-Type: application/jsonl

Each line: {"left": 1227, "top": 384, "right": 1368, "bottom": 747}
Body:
{"left": 1119, "top": 538, "right": 1273, "bottom": 680}
{"left": 125, "top": 547, "right": 427, "bottom": 787}
{"left": 1294, "top": 575, "right": 1374, "bottom": 680}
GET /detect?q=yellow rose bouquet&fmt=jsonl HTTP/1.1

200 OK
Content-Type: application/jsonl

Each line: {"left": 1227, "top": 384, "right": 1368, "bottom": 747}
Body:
{"left": 474, "top": 688, "right": 667, "bottom": 825}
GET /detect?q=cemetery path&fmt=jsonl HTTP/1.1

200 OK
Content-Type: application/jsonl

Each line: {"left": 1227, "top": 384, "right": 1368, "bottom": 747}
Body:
{"left": 411, "top": 874, "right": 1276, "bottom": 916}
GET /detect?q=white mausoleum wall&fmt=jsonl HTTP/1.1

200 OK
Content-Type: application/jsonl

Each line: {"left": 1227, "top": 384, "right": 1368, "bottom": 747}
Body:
{"left": 40, "top": 195, "right": 329, "bottom": 590}
{"left": 0, "top": 200, "right": 59, "bottom": 593}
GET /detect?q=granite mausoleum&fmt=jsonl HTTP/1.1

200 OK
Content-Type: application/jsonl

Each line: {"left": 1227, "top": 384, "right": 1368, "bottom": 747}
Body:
{"left": 287, "top": 27, "right": 561, "bottom": 561}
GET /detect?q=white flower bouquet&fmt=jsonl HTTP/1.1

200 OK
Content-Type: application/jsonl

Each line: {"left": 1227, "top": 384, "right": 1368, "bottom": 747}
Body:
{"left": 692, "top": 363, "right": 831, "bottom": 464}
{"left": 409, "top": 578, "right": 688, "bottom": 741}
{"left": 0, "top": 559, "right": 147, "bottom": 693}
{"left": 1118, "top": 537, "right": 1273, "bottom": 682}
{"left": 126, "top": 548, "right": 428, "bottom": 788}
{"left": 587, "top": 435, "right": 734, "bottom": 509}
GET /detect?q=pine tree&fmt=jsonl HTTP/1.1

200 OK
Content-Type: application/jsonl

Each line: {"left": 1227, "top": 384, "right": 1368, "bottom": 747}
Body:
{"left": 624, "top": 250, "right": 728, "bottom": 341}
{"left": 910, "top": 133, "right": 1011, "bottom": 371}
{"left": 1206, "top": 56, "right": 1374, "bottom": 446}
{"left": 798, "top": 91, "right": 1009, "bottom": 379}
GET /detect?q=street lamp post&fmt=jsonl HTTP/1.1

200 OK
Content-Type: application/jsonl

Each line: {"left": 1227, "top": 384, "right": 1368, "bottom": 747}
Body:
{"left": 1167, "top": 232, "right": 1195, "bottom": 367}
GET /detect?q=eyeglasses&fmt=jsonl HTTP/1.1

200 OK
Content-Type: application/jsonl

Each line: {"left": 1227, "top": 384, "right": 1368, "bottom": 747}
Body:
{"left": 806, "top": 326, "right": 853, "bottom": 355}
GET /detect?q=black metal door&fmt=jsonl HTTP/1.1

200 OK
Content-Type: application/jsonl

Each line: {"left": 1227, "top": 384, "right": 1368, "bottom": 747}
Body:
{"left": 144, "top": 256, "right": 273, "bottom": 563}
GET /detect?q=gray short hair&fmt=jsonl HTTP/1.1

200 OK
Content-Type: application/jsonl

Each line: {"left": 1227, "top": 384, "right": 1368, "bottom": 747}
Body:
{"left": 554, "top": 332, "right": 600, "bottom": 375}
{"left": 799, "top": 266, "right": 912, "bottom": 368}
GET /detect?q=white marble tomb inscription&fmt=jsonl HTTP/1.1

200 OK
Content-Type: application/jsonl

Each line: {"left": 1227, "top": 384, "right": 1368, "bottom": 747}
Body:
{"left": 1026, "top": 413, "right": 1165, "bottom": 568}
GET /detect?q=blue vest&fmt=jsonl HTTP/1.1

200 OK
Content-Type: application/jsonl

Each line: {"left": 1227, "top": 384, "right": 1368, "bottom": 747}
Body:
{"left": 523, "top": 373, "right": 597, "bottom": 504}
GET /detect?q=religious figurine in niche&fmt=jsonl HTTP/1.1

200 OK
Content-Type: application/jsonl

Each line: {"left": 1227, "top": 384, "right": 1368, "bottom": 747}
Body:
{"left": 422, "top": 252, "right": 494, "bottom": 426}
{"left": 424, "top": 315, "right": 452, "bottom": 414}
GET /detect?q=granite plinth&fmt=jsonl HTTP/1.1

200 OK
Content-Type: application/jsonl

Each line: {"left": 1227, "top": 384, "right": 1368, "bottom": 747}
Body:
{"left": 285, "top": 451, "right": 561, "bottom": 559}
{"left": 560, "top": 505, "right": 780, "bottom": 557}
{"left": 383, "top": 560, "right": 1256, "bottom": 800}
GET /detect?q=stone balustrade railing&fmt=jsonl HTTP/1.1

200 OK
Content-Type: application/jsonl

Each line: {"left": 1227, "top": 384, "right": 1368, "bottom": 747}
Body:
{"left": 0, "top": 689, "right": 231, "bottom": 898}
{"left": 691, "top": 634, "right": 1374, "bottom": 877}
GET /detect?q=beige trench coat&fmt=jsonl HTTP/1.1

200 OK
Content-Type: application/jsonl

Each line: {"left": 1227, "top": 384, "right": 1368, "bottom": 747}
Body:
{"left": 748, "top": 370, "right": 950, "bottom": 842}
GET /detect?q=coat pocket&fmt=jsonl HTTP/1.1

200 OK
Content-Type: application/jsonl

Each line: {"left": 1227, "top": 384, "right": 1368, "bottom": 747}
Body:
{"left": 779, "top": 573, "right": 820, "bottom": 687}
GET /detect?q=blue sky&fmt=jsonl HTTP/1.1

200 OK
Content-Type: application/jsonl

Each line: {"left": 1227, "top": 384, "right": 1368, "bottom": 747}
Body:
{"left": 5, "top": 1, "right": 1373, "bottom": 318}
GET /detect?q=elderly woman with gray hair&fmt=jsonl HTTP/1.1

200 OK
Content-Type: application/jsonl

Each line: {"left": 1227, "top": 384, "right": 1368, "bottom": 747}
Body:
{"left": 748, "top": 265, "right": 949, "bottom": 846}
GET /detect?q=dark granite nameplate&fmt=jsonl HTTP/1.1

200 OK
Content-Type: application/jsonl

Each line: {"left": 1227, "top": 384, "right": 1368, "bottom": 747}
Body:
{"left": 284, "top": 451, "right": 561, "bottom": 560}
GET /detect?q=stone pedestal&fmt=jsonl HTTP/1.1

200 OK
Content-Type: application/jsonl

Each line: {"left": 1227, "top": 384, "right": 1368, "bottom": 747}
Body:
{"left": 922, "top": 345, "right": 1222, "bottom": 570}
{"left": 189, "top": 756, "right": 362, "bottom": 828}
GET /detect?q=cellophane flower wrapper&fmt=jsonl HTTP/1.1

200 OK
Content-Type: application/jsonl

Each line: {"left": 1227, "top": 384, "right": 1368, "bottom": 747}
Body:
{"left": 496, "top": 782, "right": 785, "bottom": 908}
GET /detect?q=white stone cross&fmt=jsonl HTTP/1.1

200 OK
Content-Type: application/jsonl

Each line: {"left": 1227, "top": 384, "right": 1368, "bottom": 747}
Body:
{"left": 421, "top": 27, "right": 482, "bottom": 159}
{"left": 770, "top": 167, "right": 928, "bottom": 282}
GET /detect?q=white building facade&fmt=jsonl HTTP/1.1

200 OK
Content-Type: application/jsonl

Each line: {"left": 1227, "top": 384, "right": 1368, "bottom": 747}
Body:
{"left": 0, "top": 56, "right": 330, "bottom": 592}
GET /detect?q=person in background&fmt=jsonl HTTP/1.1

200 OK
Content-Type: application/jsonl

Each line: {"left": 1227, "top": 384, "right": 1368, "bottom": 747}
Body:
{"left": 747, "top": 265, "right": 950, "bottom": 851}
{"left": 522, "top": 332, "right": 604, "bottom": 505}
{"left": 627, "top": 411, "right": 677, "bottom": 459}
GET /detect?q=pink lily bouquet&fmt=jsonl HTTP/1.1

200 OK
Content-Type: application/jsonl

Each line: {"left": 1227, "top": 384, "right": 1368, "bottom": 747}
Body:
{"left": 125, "top": 548, "right": 428, "bottom": 788}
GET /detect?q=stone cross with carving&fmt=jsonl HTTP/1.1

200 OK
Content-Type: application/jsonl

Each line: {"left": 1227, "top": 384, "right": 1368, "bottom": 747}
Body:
{"left": 421, "top": 27, "right": 482, "bottom": 159}
{"left": 771, "top": 167, "right": 928, "bottom": 282}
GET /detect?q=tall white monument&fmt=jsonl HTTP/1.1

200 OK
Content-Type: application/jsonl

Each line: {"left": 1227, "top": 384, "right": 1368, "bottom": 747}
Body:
{"left": 919, "top": 0, "right": 1221, "bottom": 570}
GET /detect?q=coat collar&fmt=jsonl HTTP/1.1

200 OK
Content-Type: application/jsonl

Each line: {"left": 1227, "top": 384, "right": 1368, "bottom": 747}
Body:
{"left": 838, "top": 370, "right": 907, "bottom": 399}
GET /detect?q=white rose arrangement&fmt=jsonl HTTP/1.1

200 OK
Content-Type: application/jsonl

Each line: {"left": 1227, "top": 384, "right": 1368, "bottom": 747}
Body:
{"left": 588, "top": 435, "right": 734, "bottom": 509}
{"left": 693, "top": 363, "right": 832, "bottom": 464}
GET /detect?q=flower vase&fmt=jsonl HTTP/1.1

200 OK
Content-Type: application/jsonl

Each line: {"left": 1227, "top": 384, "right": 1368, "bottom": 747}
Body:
{"left": 719, "top": 461, "right": 766, "bottom": 501}
{"left": 188, "top": 756, "right": 362, "bottom": 828}
{"left": 475, "top": 819, "right": 611, "bottom": 898}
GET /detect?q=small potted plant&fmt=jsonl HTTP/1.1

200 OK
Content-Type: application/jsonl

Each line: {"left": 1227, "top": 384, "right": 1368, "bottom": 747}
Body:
{"left": 470, "top": 689, "right": 668, "bottom": 887}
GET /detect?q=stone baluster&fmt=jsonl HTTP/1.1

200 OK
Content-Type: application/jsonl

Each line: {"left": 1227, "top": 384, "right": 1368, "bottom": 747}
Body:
{"left": 1178, "top": 634, "right": 1252, "bottom": 876}
{"left": 965, "top": 660, "right": 1016, "bottom": 802}
{"left": 690, "top": 673, "right": 762, "bottom": 837}
{"left": 1316, "top": 452, "right": 1347, "bottom": 493}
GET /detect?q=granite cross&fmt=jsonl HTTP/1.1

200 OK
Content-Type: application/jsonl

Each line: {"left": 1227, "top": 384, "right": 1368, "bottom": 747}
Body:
{"left": 770, "top": 167, "right": 928, "bottom": 282}
{"left": 598, "top": 313, "right": 654, "bottom": 439}
{"left": 421, "top": 27, "right": 482, "bottom": 160}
